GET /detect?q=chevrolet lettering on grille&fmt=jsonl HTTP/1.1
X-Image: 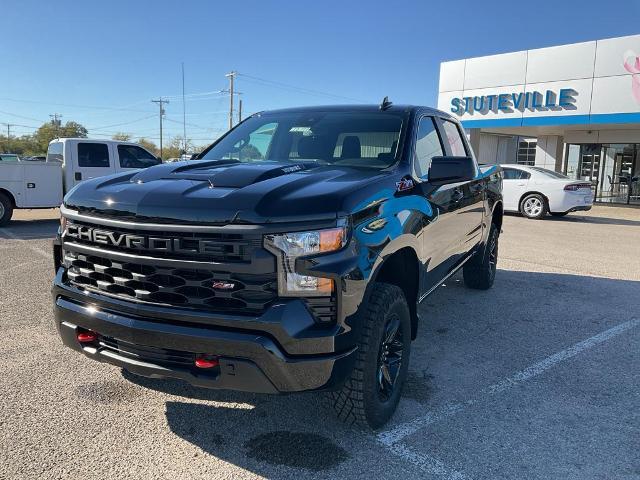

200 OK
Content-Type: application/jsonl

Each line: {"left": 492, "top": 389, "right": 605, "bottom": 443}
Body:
{"left": 64, "top": 224, "right": 228, "bottom": 255}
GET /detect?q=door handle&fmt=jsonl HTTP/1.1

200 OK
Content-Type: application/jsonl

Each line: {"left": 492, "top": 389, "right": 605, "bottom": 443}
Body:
{"left": 516, "top": 182, "right": 526, "bottom": 186}
{"left": 75, "top": 172, "right": 82, "bottom": 181}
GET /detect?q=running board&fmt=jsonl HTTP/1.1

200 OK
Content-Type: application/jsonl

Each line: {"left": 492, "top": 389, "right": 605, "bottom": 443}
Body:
{"left": 418, "top": 253, "right": 475, "bottom": 304}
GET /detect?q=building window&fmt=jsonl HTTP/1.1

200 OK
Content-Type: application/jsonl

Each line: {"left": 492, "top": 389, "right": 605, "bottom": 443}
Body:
{"left": 517, "top": 139, "right": 536, "bottom": 166}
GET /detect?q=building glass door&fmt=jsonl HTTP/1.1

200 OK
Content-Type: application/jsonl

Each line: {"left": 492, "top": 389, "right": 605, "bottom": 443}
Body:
{"left": 565, "top": 143, "right": 640, "bottom": 205}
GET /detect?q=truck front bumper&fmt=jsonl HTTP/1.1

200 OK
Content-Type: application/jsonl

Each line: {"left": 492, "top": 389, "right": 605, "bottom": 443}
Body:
{"left": 53, "top": 275, "right": 357, "bottom": 394}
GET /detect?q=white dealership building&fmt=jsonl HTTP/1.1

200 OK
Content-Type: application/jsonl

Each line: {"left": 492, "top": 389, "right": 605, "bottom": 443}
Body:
{"left": 438, "top": 34, "right": 640, "bottom": 205}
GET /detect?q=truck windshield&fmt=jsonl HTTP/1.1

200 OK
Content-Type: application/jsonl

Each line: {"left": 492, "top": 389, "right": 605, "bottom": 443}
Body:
{"left": 200, "top": 111, "right": 405, "bottom": 169}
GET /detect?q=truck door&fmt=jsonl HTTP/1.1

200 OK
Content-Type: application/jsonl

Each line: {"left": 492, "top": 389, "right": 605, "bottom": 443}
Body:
{"left": 437, "top": 118, "right": 484, "bottom": 254}
{"left": 72, "top": 141, "right": 116, "bottom": 187}
{"left": 413, "top": 115, "right": 462, "bottom": 289}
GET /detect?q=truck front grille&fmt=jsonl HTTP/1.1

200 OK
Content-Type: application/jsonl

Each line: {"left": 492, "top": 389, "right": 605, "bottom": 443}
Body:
{"left": 63, "top": 250, "right": 277, "bottom": 314}
{"left": 66, "top": 219, "right": 261, "bottom": 263}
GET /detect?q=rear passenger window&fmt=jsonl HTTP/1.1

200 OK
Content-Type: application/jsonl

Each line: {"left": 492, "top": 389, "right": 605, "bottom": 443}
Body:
{"left": 77, "top": 143, "right": 109, "bottom": 168}
{"left": 503, "top": 168, "right": 530, "bottom": 180}
{"left": 415, "top": 117, "right": 443, "bottom": 177}
{"left": 441, "top": 120, "right": 467, "bottom": 157}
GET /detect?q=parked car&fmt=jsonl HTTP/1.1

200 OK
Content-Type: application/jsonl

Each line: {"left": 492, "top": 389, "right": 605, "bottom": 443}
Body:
{"left": 500, "top": 164, "right": 593, "bottom": 219}
{"left": 0, "top": 139, "right": 160, "bottom": 226}
{"left": 52, "top": 103, "right": 503, "bottom": 428}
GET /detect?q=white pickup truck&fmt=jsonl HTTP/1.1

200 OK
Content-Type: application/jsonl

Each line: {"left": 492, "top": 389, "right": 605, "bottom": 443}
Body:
{"left": 0, "top": 138, "right": 160, "bottom": 225}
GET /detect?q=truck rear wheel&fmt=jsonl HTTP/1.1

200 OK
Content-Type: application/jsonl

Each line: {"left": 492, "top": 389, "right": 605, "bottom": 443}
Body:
{"left": 0, "top": 193, "right": 13, "bottom": 226}
{"left": 463, "top": 223, "right": 499, "bottom": 290}
{"left": 328, "top": 282, "right": 411, "bottom": 429}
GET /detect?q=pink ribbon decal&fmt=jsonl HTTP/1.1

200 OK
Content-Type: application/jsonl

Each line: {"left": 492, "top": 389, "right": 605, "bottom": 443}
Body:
{"left": 623, "top": 50, "right": 640, "bottom": 104}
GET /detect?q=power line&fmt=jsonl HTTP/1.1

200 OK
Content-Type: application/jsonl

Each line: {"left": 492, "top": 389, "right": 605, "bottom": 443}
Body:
{"left": 0, "top": 96, "right": 155, "bottom": 113}
{"left": 88, "top": 114, "right": 157, "bottom": 131}
{"left": 0, "top": 109, "right": 47, "bottom": 123}
{"left": 237, "top": 72, "right": 365, "bottom": 102}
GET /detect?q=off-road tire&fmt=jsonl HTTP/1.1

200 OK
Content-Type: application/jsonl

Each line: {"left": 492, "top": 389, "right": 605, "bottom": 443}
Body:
{"left": 327, "top": 282, "right": 411, "bottom": 429}
{"left": 0, "top": 192, "right": 13, "bottom": 227}
{"left": 520, "top": 193, "right": 548, "bottom": 219}
{"left": 463, "top": 223, "right": 499, "bottom": 290}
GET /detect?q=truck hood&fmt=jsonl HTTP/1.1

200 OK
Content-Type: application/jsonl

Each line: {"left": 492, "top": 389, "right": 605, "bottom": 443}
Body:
{"left": 64, "top": 160, "right": 388, "bottom": 224}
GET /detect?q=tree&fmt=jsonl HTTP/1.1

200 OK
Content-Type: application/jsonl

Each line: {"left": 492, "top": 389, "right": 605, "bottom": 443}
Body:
{"left": 136, "top": 138, "right": 159, "bottom": 156}
{"left": 160, "top": 136, "right": 196, "bottom": 160}
{"left": 112, "top": 132, "right": 131, "bottom": 141}
{"left": 33, "top": 120, "right": 88, "bottom": 153}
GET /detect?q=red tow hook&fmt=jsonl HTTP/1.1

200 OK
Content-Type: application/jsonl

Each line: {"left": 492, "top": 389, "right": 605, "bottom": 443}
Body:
{"left": 77, "top": 330, "right": 98, "bottom": 344}
{"left": 194, "top": 355, "right": 219, "bottom": 369}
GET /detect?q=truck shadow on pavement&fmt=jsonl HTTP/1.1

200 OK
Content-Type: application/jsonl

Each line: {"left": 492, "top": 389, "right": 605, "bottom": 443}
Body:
{"left": 505, "top": 211, "right": 640, "bottom": 227}
{"left": 123, "top": 370, "right": 353, "bottom": 473}
{"left": 121, "top": 269, "right": 639, "bottom": 478}
{"left": 1, "top": 218, "right": 59, "bottom": 240}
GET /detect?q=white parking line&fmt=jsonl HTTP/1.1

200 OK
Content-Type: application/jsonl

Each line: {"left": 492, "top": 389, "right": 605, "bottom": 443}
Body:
{"left": 376, "top": 317, "right": 640, "bottom": 478}
{"left": 0, "top": 230, "right": 51, "bottom": 260}
{"left": 393, "top": 443, "right": 469, "bottom": 480}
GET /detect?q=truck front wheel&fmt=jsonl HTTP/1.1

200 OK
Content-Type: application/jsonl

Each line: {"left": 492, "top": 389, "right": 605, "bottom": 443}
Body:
{"left": 328, "top": 282, "right": 411, "bottom": 429}
{"left": 0, "top": 193, "right": 13, "bottom": 227}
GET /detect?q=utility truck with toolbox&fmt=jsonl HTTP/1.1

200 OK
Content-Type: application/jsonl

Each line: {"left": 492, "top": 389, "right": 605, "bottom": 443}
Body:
{"left": 0, "top": 138, "right": 159, "bottom": 226}
{"left": 52, "top": 102, "right": 503, "bottom": 428}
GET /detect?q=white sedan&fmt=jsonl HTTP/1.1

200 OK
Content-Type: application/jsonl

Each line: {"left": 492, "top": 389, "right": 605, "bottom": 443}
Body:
{"left": 500, "top": 164, "right": 594, "bottom": 219}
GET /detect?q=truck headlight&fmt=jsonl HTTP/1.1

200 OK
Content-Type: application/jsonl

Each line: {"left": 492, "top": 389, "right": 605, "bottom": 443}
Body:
{"left": 265, "top": 223, "right": 348, "bottom": 297}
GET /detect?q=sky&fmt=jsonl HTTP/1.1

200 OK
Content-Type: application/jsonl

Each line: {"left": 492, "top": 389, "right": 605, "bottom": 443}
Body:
{"left": 1, "top": 0, "right": 639, "bottom": 148}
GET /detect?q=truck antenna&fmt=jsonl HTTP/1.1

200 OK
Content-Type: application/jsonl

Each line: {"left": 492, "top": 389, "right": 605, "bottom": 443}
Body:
{"left": 380, "top": 96, "right": 393, "bottom": 110}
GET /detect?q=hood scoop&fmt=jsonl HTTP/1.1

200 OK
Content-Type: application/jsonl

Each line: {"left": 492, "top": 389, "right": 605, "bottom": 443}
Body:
{"left": 130, "top": 160, "right": 309, "bottom": 189}
{"left": 198, "top": 163, "right": 308, "bottom": 188}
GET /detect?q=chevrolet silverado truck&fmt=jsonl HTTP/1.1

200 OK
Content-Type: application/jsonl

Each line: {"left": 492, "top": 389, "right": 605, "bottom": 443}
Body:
{"left": 52, "top": 103, "right": 503, "bottom": 428}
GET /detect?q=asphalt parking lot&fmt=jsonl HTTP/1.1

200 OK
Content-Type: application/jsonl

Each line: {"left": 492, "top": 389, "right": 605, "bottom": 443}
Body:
{"left": 1, "top": 206, "right": 639, "bottom": 480}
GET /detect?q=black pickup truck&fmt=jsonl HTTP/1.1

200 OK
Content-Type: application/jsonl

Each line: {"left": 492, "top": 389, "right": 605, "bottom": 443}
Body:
{"left": 52, "top": 103, "right": 502, "bottom": 428}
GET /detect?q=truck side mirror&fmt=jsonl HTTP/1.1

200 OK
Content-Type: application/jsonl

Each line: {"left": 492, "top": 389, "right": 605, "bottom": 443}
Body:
{"left": 428, "top": 156, "right": 476, "bottom": 186}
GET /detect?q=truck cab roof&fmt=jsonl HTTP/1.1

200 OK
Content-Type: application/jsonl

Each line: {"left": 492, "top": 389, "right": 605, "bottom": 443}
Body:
{"left": 255, "top": 104, "right": 458, "bottom": 121}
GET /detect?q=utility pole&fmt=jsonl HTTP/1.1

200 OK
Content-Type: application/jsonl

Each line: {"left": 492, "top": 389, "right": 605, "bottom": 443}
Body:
{"left": 238, "top": 99, "right": 243, "bottom": 124}
{"left": 49, "top": 113, "right": 62, "bottom": 138}
{"left": 5, "top": 123, "right": 11, "bottom": 152}
{"left": 225, "top": 70, "right": 236, "bottom": 130}
{"left": 151, "top": 98, "right": 169, "bottom": 160}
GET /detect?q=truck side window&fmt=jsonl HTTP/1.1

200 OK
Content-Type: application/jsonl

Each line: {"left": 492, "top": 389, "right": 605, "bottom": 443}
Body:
{"left": 77, "top": 143, "right": 109, "bottom": 168}
{"left": 441, "top": 120, "right": 468, "bottom": 157}
{"left": 118, "top": 145, "right": 161, "bottom": 169}
{"left": 415, "top": 116, "right": 443, "bottom": 177}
